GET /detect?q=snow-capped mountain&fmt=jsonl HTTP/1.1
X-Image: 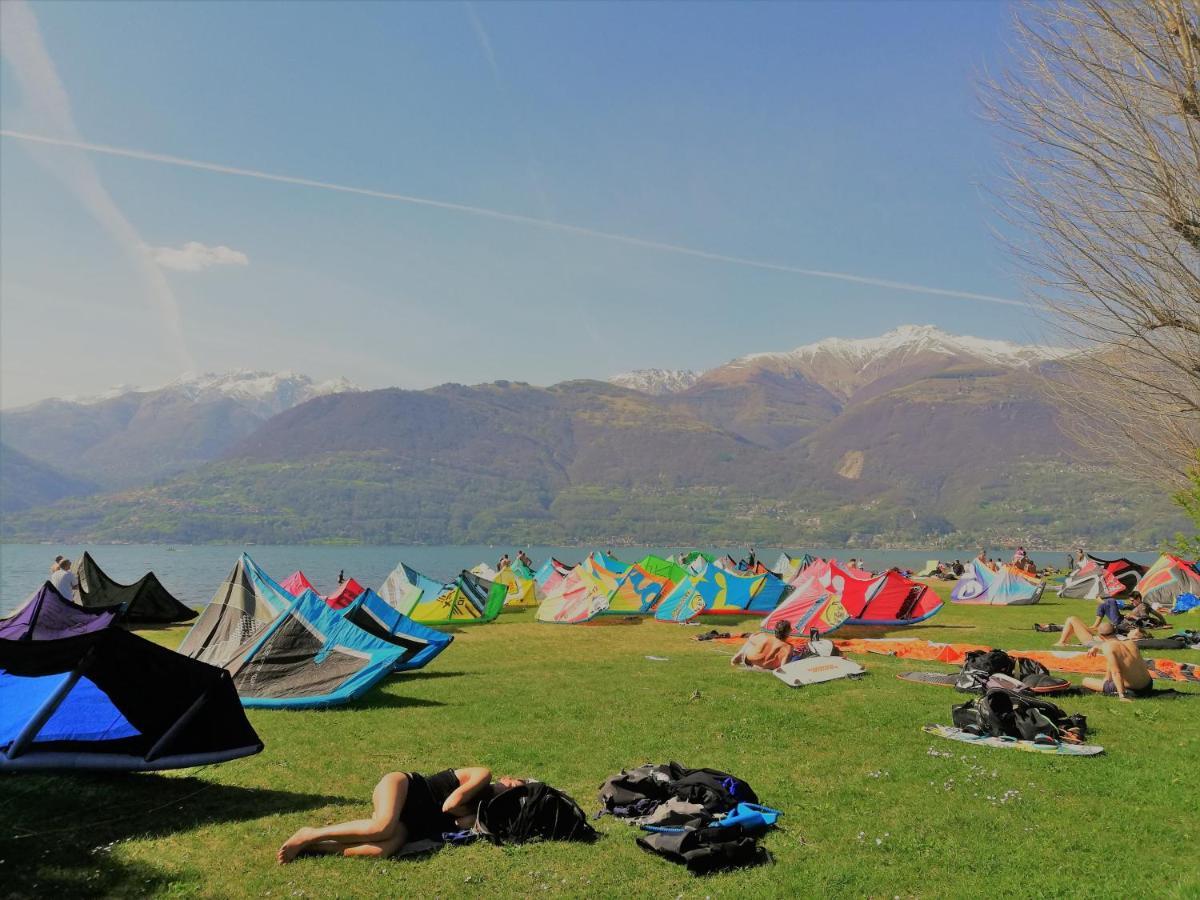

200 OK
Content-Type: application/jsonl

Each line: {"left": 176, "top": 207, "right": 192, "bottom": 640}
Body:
{"left": 56, "top": 370, "right": 357, "bottom": 417}
{"left": 736, "top": 325, "right": 1070, "bottom": 370}
{"left": 0, "top": 370, "right": 358, "bottom": 490}
{"left": 609, "top": 368, "right": 701, "bottom": 395}
{"left": 612, "top": 325, "right": 1073, "bottom": 402}
{"left": 729, "top": 325, "right": 1072, "bottom": 401}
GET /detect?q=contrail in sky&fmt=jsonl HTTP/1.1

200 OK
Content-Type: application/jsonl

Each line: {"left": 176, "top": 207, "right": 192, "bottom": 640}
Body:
{"left": 0, "top": 2, "right": 193, "bottom": 367}
{"left": 0, "top": 129, "right": 1034, "bottom": 309}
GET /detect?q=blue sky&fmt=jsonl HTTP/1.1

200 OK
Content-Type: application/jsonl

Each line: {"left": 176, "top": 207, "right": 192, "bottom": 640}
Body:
{"left": 0, "top": 0, "right": 1033, "bottom": 407}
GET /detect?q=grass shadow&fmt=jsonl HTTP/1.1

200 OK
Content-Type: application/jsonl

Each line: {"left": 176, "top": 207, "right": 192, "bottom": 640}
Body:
{"left": 394, "top": 669, "right": 472, "bottom": 682}
{"left": 584, "top": 616, "right": 646, "bottom": 627}
{"left": 835, "top": 623, "right": 978, "bottom": 639}
{"left": 340, "top": 692, "right": 447, "bottom": 711}
{"left": 0, "top": 776, "right": 346, "bottom": 897}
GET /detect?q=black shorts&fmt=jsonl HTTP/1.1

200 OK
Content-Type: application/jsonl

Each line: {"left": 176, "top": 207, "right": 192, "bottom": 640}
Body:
{"left": 1102, "top": 679, "right": 1154, "bottom": 698}
{"left": 399, "top": 769, "right": 459, "bottom": 840}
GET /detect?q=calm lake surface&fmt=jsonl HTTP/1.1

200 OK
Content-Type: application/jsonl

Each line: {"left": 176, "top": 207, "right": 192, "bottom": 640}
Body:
{"left": 0, "top": 543, "right": 1161, "bottom": 616}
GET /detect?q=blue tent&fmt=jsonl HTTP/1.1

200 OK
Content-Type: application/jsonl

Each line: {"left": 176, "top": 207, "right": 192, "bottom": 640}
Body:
{"left": 340, "top": 589, "right": 453, "bottom": 672}
{"left": 227, "top": 588, "right": 412, "bottom": 709}
{"left": 0, "top": 628, "right": 262, "bottom": 771}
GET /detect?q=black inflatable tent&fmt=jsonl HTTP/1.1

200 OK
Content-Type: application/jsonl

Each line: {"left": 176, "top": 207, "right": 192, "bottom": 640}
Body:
{"left": 0, "top": 628, "right": 263, "bottom": 771}
{"left": 77, "top": 552, "right": 197, "bottom": 624}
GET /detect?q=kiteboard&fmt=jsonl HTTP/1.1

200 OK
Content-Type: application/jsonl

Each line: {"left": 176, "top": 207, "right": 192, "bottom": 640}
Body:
{"left": 897, "top": 671, "right": 958, "bottom": 687}
{"left": 922, "top": 724, "right": 1104, "bottom": 756}
{"left": 1147, "top": 659, "right": 1200, "bottom": 683}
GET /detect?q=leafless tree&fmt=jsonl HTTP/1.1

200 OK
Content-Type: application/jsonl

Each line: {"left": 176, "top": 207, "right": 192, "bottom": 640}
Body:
{"left": 985, "top": 0, "right": 1200, "bottom": 489}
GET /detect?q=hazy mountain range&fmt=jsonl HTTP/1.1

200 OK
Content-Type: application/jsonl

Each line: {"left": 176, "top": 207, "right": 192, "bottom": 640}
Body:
{"left": 1, "top": 370, "right": 356, "bottom": 497}
{"left": 0, "top": 326, "right": 1184, "bottom": 547}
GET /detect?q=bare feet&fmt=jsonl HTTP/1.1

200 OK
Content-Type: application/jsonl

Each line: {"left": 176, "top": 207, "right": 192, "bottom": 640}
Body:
{"left": 277, "top": 827, "right": 318, "bottom": 864}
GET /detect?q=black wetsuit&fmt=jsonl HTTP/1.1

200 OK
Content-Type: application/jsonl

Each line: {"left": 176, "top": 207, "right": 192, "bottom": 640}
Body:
{"left": 400, "top": 769, "right": 461, "bottom": 840}
{"left": 401, "top": 769, "right": 507, "bottom": 841}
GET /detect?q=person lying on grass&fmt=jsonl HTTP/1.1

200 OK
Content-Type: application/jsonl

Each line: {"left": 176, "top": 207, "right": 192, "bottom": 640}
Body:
{"left": 1051, "top": 595, "right": 1124, "bottom": 647}
{"left": 731, "top": 620, "right": 797, "bottom": 670}
{"left": 1050, "top": 593, "right": 1166, "bottom": 646}
{"left": 277, "top": 767, "right": 526, "bottom": 863}
{"left": 1080, "top": 621, "right": 1154, "bottom": 702}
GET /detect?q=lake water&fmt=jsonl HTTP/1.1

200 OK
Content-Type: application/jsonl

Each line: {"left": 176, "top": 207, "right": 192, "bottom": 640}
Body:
{"left": 0, "top": 543, "right": 1161, "bottom": 616}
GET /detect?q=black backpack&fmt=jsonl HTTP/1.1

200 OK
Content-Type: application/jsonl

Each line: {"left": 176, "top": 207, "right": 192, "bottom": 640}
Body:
{"left": 952, "top": 688, "right": 1087, "bottom": 741}
{"left": 475, "top": 783, "right": 597, "bottom": 844}
{"left": 955, "top": 649, "right": 1015, "bottom": 693}
{"left": 1012, "top": 657, "right": 1071, "bottom": 693}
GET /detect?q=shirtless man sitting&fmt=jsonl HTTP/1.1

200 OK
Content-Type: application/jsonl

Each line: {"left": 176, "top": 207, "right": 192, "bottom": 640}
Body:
{"left": 1080, "top": 621, "right": 1154, "bottom": 702}
{"left": 731, "top": 621, "right": 796, "bottom": 670}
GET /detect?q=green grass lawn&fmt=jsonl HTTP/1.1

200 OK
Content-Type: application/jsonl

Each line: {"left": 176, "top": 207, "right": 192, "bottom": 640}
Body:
{"left": 2, "top": 585, "right": 1197, "bottom": 898}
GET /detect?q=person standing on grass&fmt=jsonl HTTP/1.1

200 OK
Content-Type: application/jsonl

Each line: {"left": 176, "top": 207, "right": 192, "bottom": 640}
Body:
{"left": 50, "top": 558, "right": 77, "bottom": 599}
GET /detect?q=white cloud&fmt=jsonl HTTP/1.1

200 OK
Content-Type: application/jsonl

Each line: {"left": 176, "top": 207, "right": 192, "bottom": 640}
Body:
{"left": 151, "top": 241, "right": 249, "bottom": 272}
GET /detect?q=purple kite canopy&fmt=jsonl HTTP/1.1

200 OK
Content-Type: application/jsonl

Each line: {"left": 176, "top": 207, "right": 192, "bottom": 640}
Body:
{"left": 0, "top": 582, "right": 117, "bottom": 641}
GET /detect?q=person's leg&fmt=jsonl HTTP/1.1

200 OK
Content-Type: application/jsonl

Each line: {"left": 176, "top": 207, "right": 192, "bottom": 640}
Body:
{"left": 298, "top": 825, "right": 410, "bottom": 859}
{"left": 337, "top": 827, "right": 409, "bottom": 859}
{"left": 1054, "top": 617, "right": 1093, "bottom": 646}
{"left": 278, "top": 772, "right": 410, "bottom": 863}
{"left": 1081, "top": 677, "right": 1107, "bottom": 693}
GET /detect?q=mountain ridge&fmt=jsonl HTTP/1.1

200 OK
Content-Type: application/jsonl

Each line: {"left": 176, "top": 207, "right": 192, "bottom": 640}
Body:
{"left": 0, "top": 370, "right": 358, "bottom": 498}
{"left": 1, "top": 327, "right": 1182, "bottom": 547}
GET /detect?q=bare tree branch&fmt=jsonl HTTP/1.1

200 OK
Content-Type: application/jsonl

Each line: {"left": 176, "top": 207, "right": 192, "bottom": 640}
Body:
{"left": 984, "top": 0, "right": 1200, "bottom": 489}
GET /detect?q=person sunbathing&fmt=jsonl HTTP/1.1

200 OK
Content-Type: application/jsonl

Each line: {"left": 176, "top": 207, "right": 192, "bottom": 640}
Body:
{"left": 1051, "top": 595, "right": 1123, "bottom": 647}
{"left": 277, "top": 767, "right": 525, "bottom": 863}
{"left": 1080, "top": 622, "right": 1154, "bottom": 701}
{"left": 731, "top": 621, "right": 796, "bottom": 670}
{"left": 1123, "top": 591, "right": 1167, "bottom": 630}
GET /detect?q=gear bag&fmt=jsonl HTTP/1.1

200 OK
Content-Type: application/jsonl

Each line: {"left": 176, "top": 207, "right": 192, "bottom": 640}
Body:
{"left": 954, "top": 648, "right": 1015, "bottom": 693}
{"left": 599, "top": 763, "right": 756, "bottom": 819}
{"left": 952, "top": 688, "right": 1087, "bottom": 741}
{"left": 1014, "top": 657, "right": 1072, "bottom": 693}
{"left": 475, "top": 783, "right": 596, "bottom": 844}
